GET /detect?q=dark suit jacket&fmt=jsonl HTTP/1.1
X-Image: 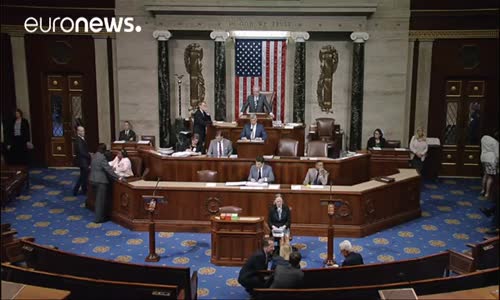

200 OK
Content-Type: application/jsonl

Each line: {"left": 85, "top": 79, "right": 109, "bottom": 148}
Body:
{"left": 240, "top": 123, "right": 268, "bottom": 140}
{"left": 118, "top": 129, "right": 137, "bottom": 141}
{"left": 7, "top": 118, "right": 30, "bottom": 145}
{"left": 74, "top": 136, "right": 91, "bottom": 168}
{"left": 89, "top": 152, "right": 119, "bottom": 184}
{"left": 241, "top": 94, "right": 272, "bottom": 113}
{"left": 367, "top": 137, "right": 386, "bottom": 149}
{"left": 268, "top": 205, "right": 291, "bottom": 229}
{"left": 193, "top": 109, "right": 212, "bottom": 144}
{"left": 269, "top": 264, "right": 304, "bottom": 289}
{"left": 342, "top": 252, "right": 364, "bottom": 267}
{"left": 182, "top": 142, "right": 205, "bottom": 154}
{"left": 238, "top": 249, "right": 268, "bottom": 285}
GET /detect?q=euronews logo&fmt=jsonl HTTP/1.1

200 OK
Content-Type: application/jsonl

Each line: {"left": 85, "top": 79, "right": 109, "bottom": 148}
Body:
{"left": 24, "top": 17, "right": 142, "bottom": 33}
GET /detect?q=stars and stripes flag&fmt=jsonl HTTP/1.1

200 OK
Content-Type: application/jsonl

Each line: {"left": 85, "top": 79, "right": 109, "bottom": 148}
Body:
{"left": 235, "top": 39, "right": 287, "bottom": 121}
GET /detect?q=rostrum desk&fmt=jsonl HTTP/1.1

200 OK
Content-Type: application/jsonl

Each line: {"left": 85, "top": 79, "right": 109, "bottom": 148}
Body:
{"left": 109, "top": 169, "right": 421, "bottom": 237}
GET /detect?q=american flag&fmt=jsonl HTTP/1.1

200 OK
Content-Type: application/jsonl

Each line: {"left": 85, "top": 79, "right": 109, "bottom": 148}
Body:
{"left": 235, "top": 39, "right": 287, "bottom": 121}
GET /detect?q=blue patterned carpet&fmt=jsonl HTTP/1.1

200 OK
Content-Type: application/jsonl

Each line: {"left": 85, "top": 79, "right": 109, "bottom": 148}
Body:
{"left": 1, "top": 168, "right": 494, "bottom": 299}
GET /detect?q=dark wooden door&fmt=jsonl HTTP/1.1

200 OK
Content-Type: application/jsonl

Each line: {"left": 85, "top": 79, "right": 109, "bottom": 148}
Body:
{"left": 46, "top": 74, "right": 84, "bottom": 167}
{"left": 441, "top": 79, "right": 486, "bottom": 176}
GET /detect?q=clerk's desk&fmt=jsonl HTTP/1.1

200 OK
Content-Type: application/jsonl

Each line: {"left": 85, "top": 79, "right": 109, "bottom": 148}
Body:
{"left": 109, "top": 169, "right": 421, "bottom": 237}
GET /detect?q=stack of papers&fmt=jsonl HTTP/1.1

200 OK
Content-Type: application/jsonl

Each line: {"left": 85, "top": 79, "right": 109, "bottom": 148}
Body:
{"left": 395, "top": 148, "right": 407, "bottom": 151}
{"left": 113, "top": 140, "right": 125, "bottom": 144}
{"left": 291, "top": 185, "right": 302, "bottom": 190}
{"left": 137, "top": 140, "right": 150, "bottom": 144}
{"left": 225, "top": 181, "right": 247, "bottom": 186}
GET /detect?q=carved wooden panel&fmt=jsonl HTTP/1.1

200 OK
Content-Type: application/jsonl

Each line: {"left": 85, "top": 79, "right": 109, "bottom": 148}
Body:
{"left": 445, "top": 80, "right": 462, "bottom": 97}
{"left": 465, "top": 80, "right": 485, "bottom": 97}
{"left": 47, "top": 75, "right": 63, "bottom": 91}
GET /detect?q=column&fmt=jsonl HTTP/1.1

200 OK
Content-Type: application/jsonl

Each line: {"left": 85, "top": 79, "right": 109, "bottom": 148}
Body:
{"left": 210, "top": 31, "right": 229, "bottom": 121}
{"left": 93, "top": 35, "right": 111, "bottom": 145}
{"left": 349, "top": 32, "right": 369, "bottom": 151}
{"left": 291, "top": 32, "right": 310, "bottom": 123}
{"left": 153, "top": 30, "right": 172, "bottom": 148}
{"left": 10, "top": 33, "right": 31, "bottom": 125}
{"left": 414, "top": 39, "right": 434, "bottom": 137}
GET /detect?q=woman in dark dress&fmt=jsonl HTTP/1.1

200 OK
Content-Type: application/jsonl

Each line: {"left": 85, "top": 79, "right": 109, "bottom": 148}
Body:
{"left": 366, "top": 128, "right": 386, "bottom": 149}
{"left": 6, "top": 109, "right": 31, "bottom": 165}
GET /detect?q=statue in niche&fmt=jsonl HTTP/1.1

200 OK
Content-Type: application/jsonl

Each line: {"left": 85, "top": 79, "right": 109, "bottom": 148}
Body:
{"left": 184, "top": 43, "right": 205, "bottom": 114}
{"left": 316, "top": 45, "right": 338, "bottom": 113}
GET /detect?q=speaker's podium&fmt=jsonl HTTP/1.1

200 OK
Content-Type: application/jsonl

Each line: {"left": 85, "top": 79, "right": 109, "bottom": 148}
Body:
{"left": 237, "top": 113, "right": 273, "bottom": 127}
{"left": 210, "top": 215, "right": 264, "bottom": 266}
{"left": 236, "top": 139, "right": 268, "bottom": 159}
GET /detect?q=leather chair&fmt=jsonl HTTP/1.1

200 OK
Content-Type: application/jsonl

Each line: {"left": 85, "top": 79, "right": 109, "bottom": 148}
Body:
{"left": 219, "top": 206, "right": 242, "bottom": 214}
{"left": 312, "top": 118, "right": 340, "bottom": 157}
{"left": 386, "top": 140, "right": 401, "bottom": 148}
{"left": 306, "top": 141, "right": 328, "bottom": 157}
{"left": 128, "top": 156, "right": 144, "bottom": 180}
{"left": 260, "top": 91, "right": 276, "bottom": 110}
{"left": 140, "top": 135, "right": 155, "bottom": 147}
{"left": 197, "top": 170, "right": 218, "bottom": 182}
{"left": 277, "top": 138, "right": 299, "bottom": 157}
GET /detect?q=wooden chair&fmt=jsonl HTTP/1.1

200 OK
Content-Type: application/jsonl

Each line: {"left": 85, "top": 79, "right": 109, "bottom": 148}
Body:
{"left": 306, "top": 141, "right": 328, "bottom": 157}
{"left": 1, "top": 263, "right": 181, "bottom": 300}
{"left": 20, "top": 240, "right": 198, "bottom": 300}
{"left": 276, "top": 138, "right": 299, "bottom": 157}
{"left": 260, "top": 91, "right": 276, "bottom": 112}
{"left": 197, "top": 170, "right": 218, "bottom": 182}
{"left": 385, "top": 140, "right": 401, "bottom": 148}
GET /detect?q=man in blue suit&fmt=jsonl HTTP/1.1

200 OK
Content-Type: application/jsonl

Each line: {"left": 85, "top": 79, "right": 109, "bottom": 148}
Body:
{"left": 240, "top": 113, "right": 268, "bottom": 141}
{"left": 248, "top": 156, "right": 275, "bottom": 183}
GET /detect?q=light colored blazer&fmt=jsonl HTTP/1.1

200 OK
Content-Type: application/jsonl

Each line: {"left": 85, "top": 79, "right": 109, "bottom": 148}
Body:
{"left": 109, "top": 156, "right": 133, "bottom": 177}
{"left": 409, "top": 136, "right": 428, "bottom": 161}
{"left": 207, "top": 138, "right": 233, "bottom": 157}
{"left": 248, "top": 164, "right": 275, "bottom": 183}
{"left": 303, "top": 168, "right": 329, "bottom": 185}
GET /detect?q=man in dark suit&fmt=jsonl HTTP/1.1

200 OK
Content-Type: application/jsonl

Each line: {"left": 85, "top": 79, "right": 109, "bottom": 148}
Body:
{"left": 193, "top": 101, "right": 212, "bottom": 147}
{"left": 270, "top": 251, "right": 304, "bottom": 288}
{"left": 240, "top": 114, "right": 268, "bottom": 141}
{"left": 240, "top": 86, "right": 272, "bottom": 114}
{"left": 73, "top": 126, "right": 91, "bottom": 196}
{"left": 339, "top": 240, "right": 364, "bottom": 266}
{"left": 118, "top": 121, "right": 136, "bottom": 141}
{"left": 89, "top": 143, "right": 124, "bottom": 223}
{"left": 238, "top": 237, "right": 275, "bottom": 296}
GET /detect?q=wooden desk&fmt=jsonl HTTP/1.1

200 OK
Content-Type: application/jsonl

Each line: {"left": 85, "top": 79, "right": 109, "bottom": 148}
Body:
{"left": 111, "top": 141, "right": 153, "bottom": 155}
{"left": 206, "top": 123, "right": 305, "bottom": 156}
{"left": 236, "top": 140, "right": 267, "bottom": 158}
{"left": 211, "top": 216, "right": 264, "bottom": 266}
{"left": 109, "top": 169, "right": 421, "bottom": 237}
{"left": 2, "top": 280, "right": 70, "bottom": 299}
{"left": 143, "top": 150, "right": 370, "bottom": 185}
{"left": 419, "top": 285, "right": 499, "bottom": 299}
{"left": 367, "top": 149, "right": 411, "bottom": 177}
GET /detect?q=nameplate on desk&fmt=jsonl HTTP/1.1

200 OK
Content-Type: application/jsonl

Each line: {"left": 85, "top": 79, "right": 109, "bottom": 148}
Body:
{"left": 205, "top": 183, "right": 217, "bottom": 187}
{"left": 268, "top": 184, "right": 280, "bottom": 189}
{"left": 308, "top": 185, "right": 325, "bottom": 189}
{"left": 263, "top": 155, "right": 274, "bottom": 160}
{"left": 246, "top": 182, "right": 269, "bottom": 187}
{"left": 372, "top": 147, "right": 382, "bottom": 150}
{"left": 229, "top": 154, "right": 238, "bottom": 159}
{"left": 394, "top": 148, "right": 407, "bottom": 151}
{"left": 284, "top": 125, "right": 294, "bottom": 129}
{"left": 225, "top": 181, "right": 247, "bottom": 186}
{"left": 291, "top": 185, "right": 302, "bottom": 190}
{"left": 240, "top": 186, "right": 264, "bottom": 190}
{"left": 137, "top": 140, "right": 150, "bottom": 144}
{"left": 113, "top": 140, "right": 126, "bottom": 144}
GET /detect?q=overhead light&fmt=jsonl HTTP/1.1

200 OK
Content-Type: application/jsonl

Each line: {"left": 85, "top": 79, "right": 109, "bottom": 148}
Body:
{"left": 231, "top": 30, "right": 289, "bottom": 39}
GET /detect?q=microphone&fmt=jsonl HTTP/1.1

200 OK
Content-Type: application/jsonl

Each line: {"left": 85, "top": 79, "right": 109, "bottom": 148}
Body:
{"left": 152, "top": 177, "right": 161, "bottom": 197}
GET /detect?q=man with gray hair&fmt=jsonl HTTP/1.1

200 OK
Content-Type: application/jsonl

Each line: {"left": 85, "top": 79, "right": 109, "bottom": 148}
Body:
{"left": 240, "top": 86, "right": 272, "bottom": 114}
{"left": 339, "top": 240, "right": 364, "bottom": 266}
{"left": 240, "top": 113, "right": 268, "bottom": 141}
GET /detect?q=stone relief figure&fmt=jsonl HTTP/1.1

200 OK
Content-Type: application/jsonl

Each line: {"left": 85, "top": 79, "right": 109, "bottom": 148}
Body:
{"left": 184, "top": 43, "right": 206, "bottom": 113}
{"left": 316, "top": 45, "right": 339, "bottom": 112}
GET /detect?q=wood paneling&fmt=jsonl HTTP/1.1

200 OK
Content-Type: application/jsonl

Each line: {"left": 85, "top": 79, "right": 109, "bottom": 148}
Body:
{"left": 0, "top": 33, "right": 16, "bottom": 141}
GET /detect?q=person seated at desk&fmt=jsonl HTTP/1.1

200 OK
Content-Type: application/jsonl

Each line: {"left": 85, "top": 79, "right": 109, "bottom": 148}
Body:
{"left": 118, "top": 121, "right": 136, "bottom": 141}
{"left": 240, "top": 85, "right": 273, "bottom": 114}
{"left": 240, "top": 113, "right": 268, "bottom": 141}
{"left": 248, "top": 156, "right": 275, "bottom": 183}
{"left": 367, "top": 128, "right": 386, "bottom": 149}
{"left": 109, "top": 149, "right": 133, "bottom": 178}
{"left": 303, "top": 161, "right": 329, "bottom": 185}
{"left": 182, "top": 133, "right": 205, "bottom": 154}
{"left": 269, "top": 194, "right": 291, "bottom": 236}
{"left": 238, "top": 237, "right": 275, "bottom": 296}
{"left": 207, "top": 130, "right": 233, "bottom": 157}
{"left": 338, "top": 240, "right": 364, "bottom": 267}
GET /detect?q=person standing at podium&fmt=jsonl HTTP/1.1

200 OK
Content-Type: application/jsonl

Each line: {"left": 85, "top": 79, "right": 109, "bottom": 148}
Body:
{"left": 207, "top": 131, "right": 233, "bottom": 157}
{"left": 303, "top": 161, "right": 329, "bottom": 185}
{"left": 118, "top": 121, "right": 136, "bottom": 141}
{"left": 193, "top": 101, "right": 212, "bottom": 147}
{"left": 240, "top": 113, "right": 268, "bottom": 141}
{"left": 248, "top": 156, "right": 275, "bottom": 183}
{"left": 240, "top": 86, "right": 272, "bottom": 114}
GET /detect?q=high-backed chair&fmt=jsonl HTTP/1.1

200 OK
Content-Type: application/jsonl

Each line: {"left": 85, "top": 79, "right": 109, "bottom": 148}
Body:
{"left": 306, "top": 141, "right": 328, "bottom": 157}
{"left": 219, "top": 206, "right": 242, "bottom": 214}
{"left": 140, "top": 135, "right": 155, "bottom": 147}
{"left": 386, "top": 140, "right": 401, "bottom": 148}
{"left": 311, "top": 118, "right": 341, "bottom": 157}
{"left": 260, "top": 91, "right": 276, "bottom": 111}
{"left": 197, "top": 170, "right": 218, "bottom": 182}
{"left": 277, "top": 138, "right": 299, "bottom": 157}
